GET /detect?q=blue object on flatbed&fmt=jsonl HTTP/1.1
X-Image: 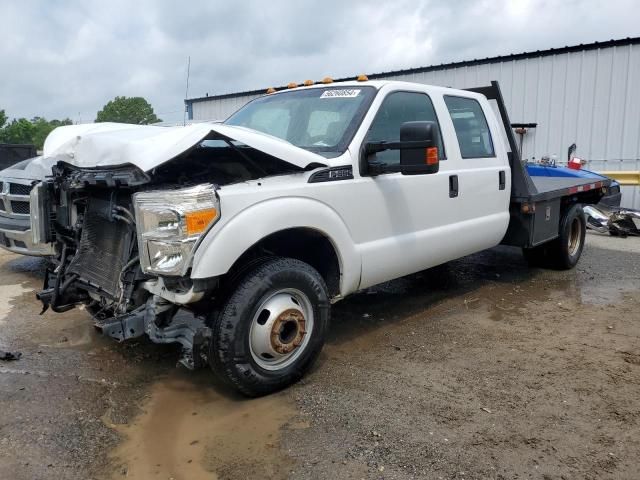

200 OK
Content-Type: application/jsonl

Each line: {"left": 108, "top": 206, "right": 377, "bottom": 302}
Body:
{"left": 526, "top": 164, "right": 622, "bottom": 207}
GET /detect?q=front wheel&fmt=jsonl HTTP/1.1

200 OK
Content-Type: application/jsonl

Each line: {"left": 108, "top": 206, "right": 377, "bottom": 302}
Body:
{"left": 210, "top": 257, "right": 330, "bottom": 397}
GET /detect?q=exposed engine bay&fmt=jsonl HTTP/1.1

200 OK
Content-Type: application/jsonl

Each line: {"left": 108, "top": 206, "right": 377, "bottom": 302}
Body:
{"left": 32, "top": 140, "right": 305, "bottom": 368}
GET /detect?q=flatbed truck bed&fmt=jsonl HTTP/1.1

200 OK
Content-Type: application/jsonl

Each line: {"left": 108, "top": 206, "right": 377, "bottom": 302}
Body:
{"left": 530, "top": 176, "right": 608, "bottom": 201}
{"left": 467, "top": 82, "right": 610, "bottom": 249}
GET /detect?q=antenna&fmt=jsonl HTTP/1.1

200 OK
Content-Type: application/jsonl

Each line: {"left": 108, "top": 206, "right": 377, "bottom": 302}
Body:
{"left": 183, "top": 55, "right": 191, "bottom": 126}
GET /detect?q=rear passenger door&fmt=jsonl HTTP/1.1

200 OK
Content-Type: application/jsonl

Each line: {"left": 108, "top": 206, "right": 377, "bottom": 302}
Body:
{"left": 442, "top": 95, "right": 511, "bottom": 249}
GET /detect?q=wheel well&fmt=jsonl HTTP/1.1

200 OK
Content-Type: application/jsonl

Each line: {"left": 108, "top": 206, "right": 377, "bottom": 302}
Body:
{"left": 569, "top": 190, "right": 602, "bottom": 208}
{"left": 226, "top": 228, "right": 341, "bottom": 297}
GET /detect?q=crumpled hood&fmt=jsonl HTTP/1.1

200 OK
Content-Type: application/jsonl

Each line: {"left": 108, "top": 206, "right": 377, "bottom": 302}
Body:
{"left": 42, "top": 122, "right": 327, "bottom": 172}
{"left": 0, "top": 156, "right": 55, "bottom": 181}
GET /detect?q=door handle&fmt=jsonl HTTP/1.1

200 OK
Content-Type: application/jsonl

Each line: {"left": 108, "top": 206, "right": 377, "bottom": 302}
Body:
{"left": 499, "top": 170, "right": 506, "bottom": 190}
{"left": 449, "top": 175, "right": 459, "bottom": 198}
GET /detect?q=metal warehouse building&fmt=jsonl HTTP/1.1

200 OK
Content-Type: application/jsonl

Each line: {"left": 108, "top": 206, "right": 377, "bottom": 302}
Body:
{"left": 186, "top": 37, "right": 640, "bottom": 206}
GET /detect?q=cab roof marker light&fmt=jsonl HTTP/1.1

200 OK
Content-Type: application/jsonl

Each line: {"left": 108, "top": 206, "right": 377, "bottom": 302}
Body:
{"left": 321, "top": 77, "right": 334, "bottom": 84}
{"left": 303, "top": 79, "right": 314, "bottom": 86}
{"left": 357, "top": 74, "right": 369, "bottom": 81}
{"left": 287, "top": 82, "right": 298, "bottom": 89}
{"left": 266, "top": 87, "right": 276, "bottom": 94}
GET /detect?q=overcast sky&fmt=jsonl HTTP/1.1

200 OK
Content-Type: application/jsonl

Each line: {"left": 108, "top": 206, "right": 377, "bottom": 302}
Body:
{"left": 1, "top": 0, "right": 639, "bottom": 124}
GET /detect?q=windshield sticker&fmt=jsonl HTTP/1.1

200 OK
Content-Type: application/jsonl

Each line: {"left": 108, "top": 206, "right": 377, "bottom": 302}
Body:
{"left": 320, "top": 89, "right": 361, "bottom": 98}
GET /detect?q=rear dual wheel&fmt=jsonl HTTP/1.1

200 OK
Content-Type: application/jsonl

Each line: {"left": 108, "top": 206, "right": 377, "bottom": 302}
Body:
{"left": 522, "top": 204, "right": 586, "bottom": 270}
{"left": 209, "top": 257, "right": 330, "bottom": 397}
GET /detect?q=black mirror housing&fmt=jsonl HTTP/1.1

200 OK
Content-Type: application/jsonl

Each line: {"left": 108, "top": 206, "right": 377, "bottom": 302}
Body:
{"left": 399, "top": 121, "right": 440, "bottom": 175}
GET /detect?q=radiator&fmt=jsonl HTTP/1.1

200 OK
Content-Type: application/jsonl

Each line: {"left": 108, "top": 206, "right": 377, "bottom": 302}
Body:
{"left": 67, "top": 196, "right": 132, "bottom": 297}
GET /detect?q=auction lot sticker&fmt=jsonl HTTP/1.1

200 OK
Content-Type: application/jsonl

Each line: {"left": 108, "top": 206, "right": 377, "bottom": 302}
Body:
{"left": 320, "top": 89, "right": 361, "bottom": 98}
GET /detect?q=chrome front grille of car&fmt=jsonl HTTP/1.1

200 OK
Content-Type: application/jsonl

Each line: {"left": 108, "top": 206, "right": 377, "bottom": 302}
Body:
{"left": 9, "top": 183, "right": 32, "bottom": 195}
{"left": 0, "top": 180, "right": 33, "bottom": 217}
{"left": 10, "top": 201, "right": 30, "bottom": 215}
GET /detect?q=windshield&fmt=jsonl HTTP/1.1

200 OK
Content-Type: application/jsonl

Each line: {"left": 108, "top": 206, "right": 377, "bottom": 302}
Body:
{"left": 224, "top": 86, "right": 376, "bottom": 158}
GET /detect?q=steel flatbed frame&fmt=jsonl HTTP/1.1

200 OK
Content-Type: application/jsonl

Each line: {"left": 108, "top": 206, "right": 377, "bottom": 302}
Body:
{"left": 466, "top": 82, "right": 610, "bottom": 247}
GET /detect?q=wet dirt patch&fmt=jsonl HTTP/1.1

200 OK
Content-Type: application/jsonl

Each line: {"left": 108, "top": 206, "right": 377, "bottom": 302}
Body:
{"left": 0, "top": 283, "right": 32, "bottom": 326}
{"left": 106, "top": 372, "right": 297, "bottom": 480}
{"left": 2, "top": 236, "right": 640, "bottom": 479}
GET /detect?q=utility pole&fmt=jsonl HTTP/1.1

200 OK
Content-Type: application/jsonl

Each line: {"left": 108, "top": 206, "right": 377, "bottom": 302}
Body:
{"left": 183, "top": 56, "right": 191, "bottom": 126}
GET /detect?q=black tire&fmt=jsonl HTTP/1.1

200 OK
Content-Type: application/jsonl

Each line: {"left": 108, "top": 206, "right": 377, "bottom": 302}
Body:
{"left": 547, "top": 203, "right": 586, "bottom": 269}
{"left": 210, "top": 257, "right": 330, "bottom": 397}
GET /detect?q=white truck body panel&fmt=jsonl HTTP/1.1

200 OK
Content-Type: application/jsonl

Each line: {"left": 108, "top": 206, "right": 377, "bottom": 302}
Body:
{"left": 191, "top": 82, "right": 511, "bottom": 296}
{"left": 191, "top": 187, "right": 362, "bottom": 295}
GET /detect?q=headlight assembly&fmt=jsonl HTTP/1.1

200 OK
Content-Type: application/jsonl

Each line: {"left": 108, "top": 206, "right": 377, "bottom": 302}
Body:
{"left": 133, "top": 184, "right": 219, "bottom": 276}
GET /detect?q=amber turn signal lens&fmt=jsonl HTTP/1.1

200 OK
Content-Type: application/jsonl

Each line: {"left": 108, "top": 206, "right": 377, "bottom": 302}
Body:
{"left": 425, "top": 147, "right": 438, "bottom": 165}
{"left": 521, "top": 203, "right": 536, "bottom": 214}
{"left": 185, "top": 208, "right": 218, "bottom": 236}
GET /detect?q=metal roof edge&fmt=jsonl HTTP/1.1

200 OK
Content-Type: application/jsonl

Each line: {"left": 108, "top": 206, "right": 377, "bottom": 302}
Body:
{"left": 185, "top": 36, "right": 640, "bottom": 105}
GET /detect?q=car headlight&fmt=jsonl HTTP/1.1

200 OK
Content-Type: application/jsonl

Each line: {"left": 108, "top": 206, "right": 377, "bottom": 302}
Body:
{"left": 133, "top": 184, "right": 220, "bottom": 276}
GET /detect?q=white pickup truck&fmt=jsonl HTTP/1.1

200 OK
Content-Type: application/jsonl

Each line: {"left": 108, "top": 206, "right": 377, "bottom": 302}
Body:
{"left": 31, "top": 80, "right": 609, "bottom": 396}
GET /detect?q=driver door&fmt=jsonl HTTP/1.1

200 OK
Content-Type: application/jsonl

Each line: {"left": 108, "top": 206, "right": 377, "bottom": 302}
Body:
{"left": 348, "top": 90, "right": 455, "bottom": 288}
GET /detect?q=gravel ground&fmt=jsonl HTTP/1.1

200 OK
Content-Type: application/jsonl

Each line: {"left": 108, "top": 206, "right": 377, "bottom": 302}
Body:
{"left": 0, "top": 233, "right": 639, "bottom": 480}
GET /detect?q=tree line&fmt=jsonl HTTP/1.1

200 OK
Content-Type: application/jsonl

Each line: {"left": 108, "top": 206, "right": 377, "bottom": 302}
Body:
{"left": 0, "top": 96, "right": 162, "bottom": 150}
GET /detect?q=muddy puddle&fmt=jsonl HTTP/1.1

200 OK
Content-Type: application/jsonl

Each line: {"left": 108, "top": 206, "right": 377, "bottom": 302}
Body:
{"left": 106, "top": 372, "right": 298, "bottom": 480}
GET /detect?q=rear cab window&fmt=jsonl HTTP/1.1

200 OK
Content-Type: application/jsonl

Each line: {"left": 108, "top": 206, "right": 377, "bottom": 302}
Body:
{"left": 444, "top": 96, "right": 495, "bottom": 158}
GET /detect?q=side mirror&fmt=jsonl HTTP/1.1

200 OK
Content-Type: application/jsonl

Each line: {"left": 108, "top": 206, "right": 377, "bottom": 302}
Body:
{"left": 361, "top": 121, "right": 440, "bottom": 176}
{"left": 399, "top": 121, "right": 439, "bottom": 175}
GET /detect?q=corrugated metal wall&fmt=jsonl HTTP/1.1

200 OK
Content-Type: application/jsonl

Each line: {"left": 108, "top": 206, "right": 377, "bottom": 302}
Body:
{"left": 192, "top": 95, "right": 261, "bottom": 123}
{"left": 189, "top": 41, "right": 640, "bottom": 207}
{"left": 388, "top": 45, "right": 640, "bottom": 166}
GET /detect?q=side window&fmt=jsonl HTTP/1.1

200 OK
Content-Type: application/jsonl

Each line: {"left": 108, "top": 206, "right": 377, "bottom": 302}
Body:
{"left": 444, "top": 96, "right": 494, "bottom": 158}
{"left": 365, "top": 91, "right": 445, "bottom": 166}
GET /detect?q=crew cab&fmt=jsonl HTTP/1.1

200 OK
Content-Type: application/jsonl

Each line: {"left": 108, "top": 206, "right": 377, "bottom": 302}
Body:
{"left": 29, "top": 80, "right": 608, "bottom": 396}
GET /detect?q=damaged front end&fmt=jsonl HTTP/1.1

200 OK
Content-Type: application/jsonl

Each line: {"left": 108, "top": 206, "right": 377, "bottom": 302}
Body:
{"left": 31, "top": 122, "right": 327, "bottom": 369}
{"left": 32, "top": 165, "right": 146, "bottom": 314}
{"left": 31, "top": 163, "right": 220, "bottom": 368}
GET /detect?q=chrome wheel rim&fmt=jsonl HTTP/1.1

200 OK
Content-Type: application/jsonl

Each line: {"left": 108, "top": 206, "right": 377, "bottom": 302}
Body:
{"left": 568, "top": 217, "right": 582, "bottom": 256}
{"left": 249, "top": 288, "right": 314, "bottom": 371}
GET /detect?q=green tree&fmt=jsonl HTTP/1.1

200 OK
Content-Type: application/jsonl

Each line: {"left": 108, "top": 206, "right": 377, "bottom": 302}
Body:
{"left": 95, "top": 96, "right": 162, "bottom": 124}
{"left": 31, "top": 117, "right": 72, "bottom": 150}
{"left": 0, "top": 118, "right": 36, "bottom": 145}
{"left": 0, "top": 114, "right": 73, "bottom": 149}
